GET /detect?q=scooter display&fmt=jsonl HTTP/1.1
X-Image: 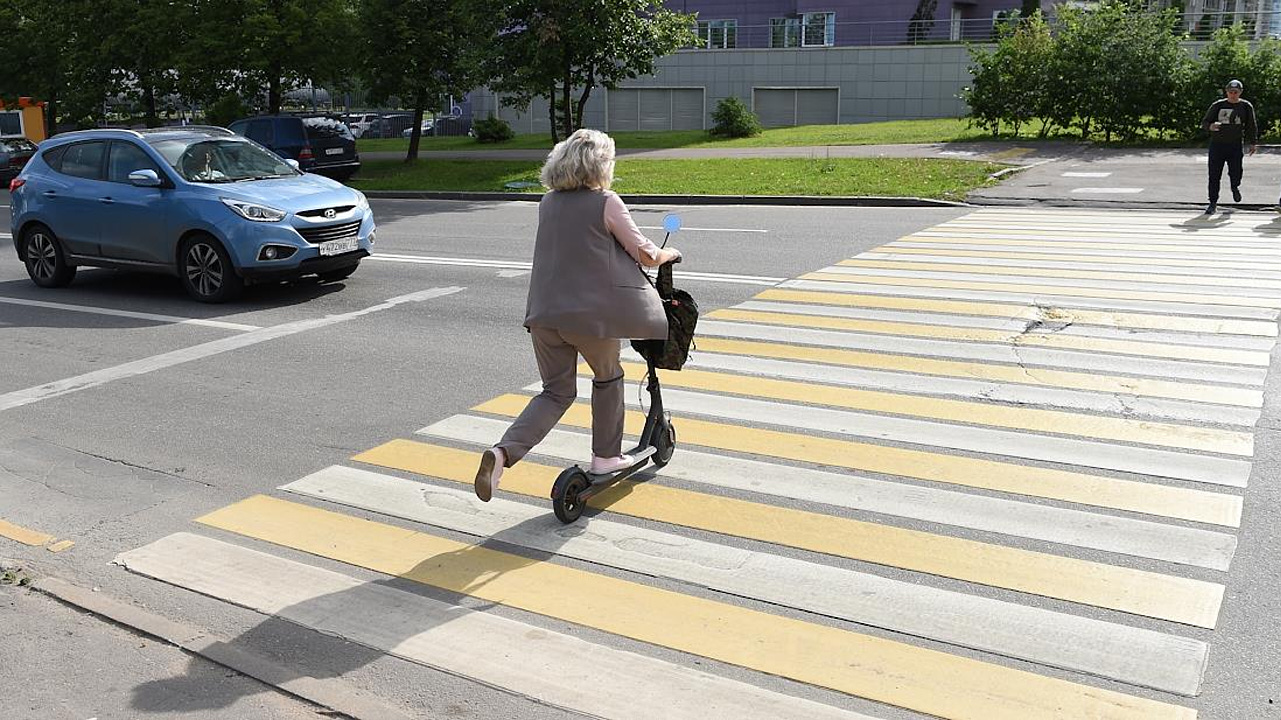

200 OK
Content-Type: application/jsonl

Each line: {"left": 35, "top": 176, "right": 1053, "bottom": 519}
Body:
{"left": 549, "top": 214, "right": 687, "bottom": 524}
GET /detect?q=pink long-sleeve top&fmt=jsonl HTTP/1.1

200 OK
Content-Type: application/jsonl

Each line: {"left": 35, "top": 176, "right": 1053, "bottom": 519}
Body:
{"left": 603, "top": 191, "right": 662, "bottom": 265}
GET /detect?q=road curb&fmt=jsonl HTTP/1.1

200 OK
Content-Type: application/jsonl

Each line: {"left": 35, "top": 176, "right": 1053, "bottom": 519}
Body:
{"left": 29, "top": 575, "right": 414, "bottom": 720}
{"left": 363, "top": 190, "right": 969, "bottom": 207}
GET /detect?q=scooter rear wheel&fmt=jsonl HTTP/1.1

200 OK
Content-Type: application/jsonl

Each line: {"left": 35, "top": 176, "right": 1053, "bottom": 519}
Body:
{"left": 651, "top": 416, "right": 676, "bottom": 468}
{"left": 551, "top": 467, "right": 591, "bottom": 524}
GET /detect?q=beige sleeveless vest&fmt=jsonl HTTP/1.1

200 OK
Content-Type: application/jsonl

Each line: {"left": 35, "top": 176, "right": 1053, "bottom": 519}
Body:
{"left": 523, "top": 189, "right": 668, "bottom": 340}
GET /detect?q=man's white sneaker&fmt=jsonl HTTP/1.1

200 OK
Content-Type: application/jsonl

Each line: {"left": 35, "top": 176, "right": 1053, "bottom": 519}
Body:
{"left": 590, "top": 454, "right": 634, "bottom": 474}
{"left": 474, "top": 447, "right": 505, "bottom": 502}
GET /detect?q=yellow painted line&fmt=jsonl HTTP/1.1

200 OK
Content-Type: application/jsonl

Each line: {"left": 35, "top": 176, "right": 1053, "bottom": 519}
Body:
{"left": 838, "top": 258, "right": 1281, "bottom": 290}
{"left": 899, "top": 234, "right": 1281, "bottom": 258}
{"left": 693, "top": 336, "right": 1263, "bottom": 407}
{"left": 46, "top": 540, "right": 75, "bottom": 553}
{"left": 475, "top": 395, "right": 1242, "bottom": 528}
{"left": 0, "top": 518, "right": 55, "bottom": 546}
{"left": 709, "top": 308, "right": 1269, "bottom": 366}
{"left": 755, "top": 288, "right": 1277, "bottom": 337}
{"left": 198, "top": 494, "right": 1198, "bottom": 720}
{"left": 802, "top": 271, "right": 1281, "bottom": 310}
{"left": 611, "top": 361, "right": 1253, "bottom": 456}
{"left": 353, "top": 441, "right": 1225, "bottom": 630}
{"left": 878, "top": 244, "right": 1281, "bottom": 273}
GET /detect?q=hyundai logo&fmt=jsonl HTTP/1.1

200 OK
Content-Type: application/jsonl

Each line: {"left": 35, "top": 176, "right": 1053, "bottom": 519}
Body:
{"left": 324, "top": 208, "right": 336, "bottom": 219}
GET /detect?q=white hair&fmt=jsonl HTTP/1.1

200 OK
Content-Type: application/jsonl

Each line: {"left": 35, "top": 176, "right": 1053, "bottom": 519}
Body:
{"left": 540, "top": 128, "right": 615, "bottom": 191}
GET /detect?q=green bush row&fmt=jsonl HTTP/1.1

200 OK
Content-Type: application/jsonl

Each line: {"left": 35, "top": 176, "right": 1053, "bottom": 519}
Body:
{"left": 964, "top": 2, "right": 1281, "bottom": 142}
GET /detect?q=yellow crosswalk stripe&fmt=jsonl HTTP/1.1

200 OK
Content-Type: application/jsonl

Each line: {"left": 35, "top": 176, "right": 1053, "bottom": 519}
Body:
{"left": 709, "top": 308, "right": 1270, "bottom": 365}
{"left": 838, "top": 258, "right": 1281, "bottom": 289}
{"left": 693, "top": 336, "right": 1262, "bottom": 407}
{"left": 802, "top": 271, "right": 1281, "bottom": 309}
{"left": 353, "top": 440, "right": 1224, "bottom": 627}
{"left": 474, "top": 395, "right": 1242, "bottom": 527}
{"left": 611, "top": 362, "right": 1253, "bottom": 456}
{"left": 755, "top": 288, "right": 1277, "bottom": 337}
{"left": 878, "top": 244, "right": 1281, "bottom": 273}
{"left": 0, "top": 518, "right": 56, "bottom": 546}
{"left": 899, "top": 234, "right": 1281, "bottom": 259}
{"left": 197, "top": 495, "right": 1197, "bottom": 720}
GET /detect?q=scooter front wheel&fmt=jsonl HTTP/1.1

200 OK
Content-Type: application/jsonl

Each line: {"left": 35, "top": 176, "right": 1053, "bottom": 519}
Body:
{"left": 551, "top": 466, "right": 591, "bottom": 524}
{"left": 651, "top": 415, "right": 676, "bottom": 468}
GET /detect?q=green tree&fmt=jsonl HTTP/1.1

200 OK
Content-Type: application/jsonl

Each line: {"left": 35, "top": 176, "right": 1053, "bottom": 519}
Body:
{"left": 359, "top": 0, "right": 493, "bottom": 160}
{"left": 99, "top": 0, "right": 189, "bottom": 127}
{"left": 0, "top": 0, "right": 113, "bottom": 133}
{"left": 906, "top": 0, "right": 937, "bottom": 44}
{"left": 488, "top": 0, "right": 696, "bottom": 144}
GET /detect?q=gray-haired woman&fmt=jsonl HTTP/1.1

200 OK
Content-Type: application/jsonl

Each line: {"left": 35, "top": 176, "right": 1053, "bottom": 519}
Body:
{"left": 474, "top": 129, "right": 682, "bottom": 501}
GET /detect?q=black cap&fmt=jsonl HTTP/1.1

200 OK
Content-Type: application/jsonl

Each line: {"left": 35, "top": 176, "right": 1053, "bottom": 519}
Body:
{"left": 1227, "top": 79, "right": 1244, "bottom": 90}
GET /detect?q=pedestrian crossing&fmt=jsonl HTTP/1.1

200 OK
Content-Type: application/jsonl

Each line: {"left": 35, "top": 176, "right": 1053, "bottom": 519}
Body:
{"left": 114, "top": 208, "right": 1281, "bottom": 718}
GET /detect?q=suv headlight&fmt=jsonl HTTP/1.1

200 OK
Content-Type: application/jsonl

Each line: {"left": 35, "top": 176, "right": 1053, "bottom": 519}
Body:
{"left": 355, "top": 191, "right": 370, "bottom": 211}
{"left": 221, "top": 197, "right": 287, "bottom": 222}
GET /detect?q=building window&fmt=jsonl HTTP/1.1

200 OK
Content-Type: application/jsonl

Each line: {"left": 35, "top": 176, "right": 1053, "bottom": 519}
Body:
{"left": 769, "top": 17, "right": 801, "bottom": 47}
{"left": 802, "top": 11, "right": 835, "bottom": 46}
{"left": 696, "top": 19, "right": 737, "bottom": 49}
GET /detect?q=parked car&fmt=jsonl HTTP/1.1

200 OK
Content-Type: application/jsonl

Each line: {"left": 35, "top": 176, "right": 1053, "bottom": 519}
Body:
{"left": 8, "top": 126, "right": 375, "bottom": 302}
{"left": 401, "top": 118, "right": 435, "bottom": 138}
{"left": 227, "top": 114, "right": 360, "bottom": 180}
{"left": 345, "top": 112, "right": 379, "bottom": 138}
{"left": 0, "top": 135, "right": 37, "bottom": 183}
{"left": 364, "top": 113, "right": 413, "bottom": 139}
{"left": 430, "top": 115, "right": 473, "bottom": 137}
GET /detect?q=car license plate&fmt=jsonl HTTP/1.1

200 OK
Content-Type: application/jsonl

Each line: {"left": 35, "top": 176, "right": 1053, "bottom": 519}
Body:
{"left": 325, "top": 147, "right": 344, "bottom": 156}
{"left": 319, "top": 237, "right": 358, "bottom": 256}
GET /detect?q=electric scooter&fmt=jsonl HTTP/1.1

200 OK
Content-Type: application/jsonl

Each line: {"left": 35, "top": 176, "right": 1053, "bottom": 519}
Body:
{"left": 549, "top": 214, "right": 684, "bottom": 524}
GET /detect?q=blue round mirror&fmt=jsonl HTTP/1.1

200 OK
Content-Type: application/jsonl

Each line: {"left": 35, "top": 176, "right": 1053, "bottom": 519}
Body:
{"left": 662, "top": 214, "right": 682, "bottom": 234}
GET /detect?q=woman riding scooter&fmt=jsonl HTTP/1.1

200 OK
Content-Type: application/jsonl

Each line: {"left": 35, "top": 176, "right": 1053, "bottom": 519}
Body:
{"left": 473, "top": 128, "right": 682, "bottom": 502}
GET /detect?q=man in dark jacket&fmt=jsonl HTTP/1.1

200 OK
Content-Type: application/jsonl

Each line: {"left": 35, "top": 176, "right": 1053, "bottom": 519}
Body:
{"left": 1202, "top": 79, "right": 1258, "bottom": 214}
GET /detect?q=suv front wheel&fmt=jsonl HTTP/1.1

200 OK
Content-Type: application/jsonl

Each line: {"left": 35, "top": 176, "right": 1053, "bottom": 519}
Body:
{"left": 179, "top": 233, "right": 243, "bottom": 303}
{"left": 23, "top": 224, "right": 77, "bottom": 288}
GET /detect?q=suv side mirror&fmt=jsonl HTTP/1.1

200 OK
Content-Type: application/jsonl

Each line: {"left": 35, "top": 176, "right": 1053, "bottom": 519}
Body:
{"left": 128, "top": 169, "right": 162, "bottom": 187}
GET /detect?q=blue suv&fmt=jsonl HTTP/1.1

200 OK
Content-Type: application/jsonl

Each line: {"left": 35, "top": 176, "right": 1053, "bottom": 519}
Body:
{"left": 8, "top": 126, "right": 375, "bottom": 302}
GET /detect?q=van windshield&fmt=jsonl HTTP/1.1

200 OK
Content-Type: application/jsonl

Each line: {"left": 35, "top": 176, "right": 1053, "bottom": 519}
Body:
{"left": 150, "top": 137, "right": 298, "bottom": 183}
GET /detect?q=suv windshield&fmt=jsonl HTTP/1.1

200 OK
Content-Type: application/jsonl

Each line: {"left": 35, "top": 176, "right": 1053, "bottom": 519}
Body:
{"left": 150, "top": 137, "right": 297, "bottom": 183}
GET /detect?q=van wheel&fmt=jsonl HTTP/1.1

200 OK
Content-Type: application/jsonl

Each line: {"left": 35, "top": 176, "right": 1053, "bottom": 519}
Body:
{"left": 179, "top": 234, "right": 243, "bottom": 303}
{"left": 23, "top": 225, "right": 77, "bottom": 288}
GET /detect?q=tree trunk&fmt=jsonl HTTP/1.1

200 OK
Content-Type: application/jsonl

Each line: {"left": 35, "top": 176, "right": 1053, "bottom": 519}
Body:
{"left": 407, "top": 104, "right": 424, "bottom": 162}
{"left": 547, "top": 81, "right": 560, "bottom": 145}
{"left": 562, "top": 66, "right": 573, "bottom": 139}
{"left": 268, "top": 62, "right": 283, "bottom": 115}
{"left": 44, "top": 87, "right": 58, "bottom": 137}
{"left": 143, "top": 83, "right": 159, "bottom": 128}
{"left": 574, "top": 72, "right": 594, "bottom": 132}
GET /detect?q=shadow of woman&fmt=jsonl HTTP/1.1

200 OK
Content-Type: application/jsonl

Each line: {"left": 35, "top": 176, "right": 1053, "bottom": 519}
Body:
{"left": 127, "top": 506, "right": 597, "bottom": 716}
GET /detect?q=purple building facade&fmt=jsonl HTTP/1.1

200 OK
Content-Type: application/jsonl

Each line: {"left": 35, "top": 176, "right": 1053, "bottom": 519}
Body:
{"left": 663, "top": 0, "right": 1028, "bottom": 47}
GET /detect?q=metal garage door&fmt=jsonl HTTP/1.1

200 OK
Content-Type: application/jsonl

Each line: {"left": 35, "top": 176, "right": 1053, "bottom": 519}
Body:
{"left": 753, "top": 88, "right": 839, "bottom": 127}
{"left": 608, "top": 88, "right": 704, "bottom": 131}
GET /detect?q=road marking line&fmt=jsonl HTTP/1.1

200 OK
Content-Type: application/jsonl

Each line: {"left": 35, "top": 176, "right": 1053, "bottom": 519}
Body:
{"left": 737, "top": 300, "right": 1275, "bottom": 351}
{"left": 840, "top": 258, "right": 1281, "bottom": 291}
{"left": 884, "top": 242, "right": 1281, "bottom": 272}
{"left": 554, "top": 380, "right": 1253, "bottom": 485}
{"left": 639, "top": 345, "right": 1259, "bottom": 425}
{"left": 801, "top": 271, "right": 1281, "bottom": 310}
{"left": 474, "top": 395, "right": 1243, "bottom": 527}
{"left": 691, "top": 335, "right": 1263, "bottom": 407}
{"left": 117, "top": 532, "right": 874, "bottom": 720}
{"left": 637, "top": 225, "right": 769, "bottom": 233}
{"left": 420, "top": 414, "right": 1240, "bottom": 567}
{"left": 755, "top": 288, "right": 1277, "bottom": 336}
{"left": 0, "top": 287, "right": 464, "bottom": 413}
{"left": 610, "top": 361, "right": 1253, "bottom": 456}
{"left": 939, "top": 220, "right": 1281, "bottom": 238}
{"left": 1069, "top": 187, "right": 1144, "bottom": 194}
{"left": 46, "top": 539, "right": 74, "bottom": 553}
{"left": 699, "top": 319, "right": 1268, "bottom": 385}
{"left": 368, "top": 254, "right": 783, "bottom": 286}
{"left": 709, "top": 308, "right": 1270, "bottom": 366}
{"left": 196, "top": 495, "right": 1199, "bottom": 720}
{"left": 285, "top": 465, "right": 1213, "bottom": 695}
{"left": 0, "top": 296, "right": 261, "bottom": 331}
{"left": 1061, "top": 172, "right": 1113, "bottom": 178}
{"left": 351, "top": 443, "right": 1225, "bottom": 629}
{"left": 860, "top": 250, "right": 1281, "bottom": 281}
{"left": 0, "top": 518, "right": 55, "bottom": 546}
{"left": 902, "top": 234, "right": 1281, "bottom": 258}
{"left": 785, "top": 278, "right": 1279, "bottom": 322}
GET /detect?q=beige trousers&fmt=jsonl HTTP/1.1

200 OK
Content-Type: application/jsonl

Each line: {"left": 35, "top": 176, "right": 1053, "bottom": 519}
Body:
{"left": 496, "top": 327, "right": 624, "bottom": 466}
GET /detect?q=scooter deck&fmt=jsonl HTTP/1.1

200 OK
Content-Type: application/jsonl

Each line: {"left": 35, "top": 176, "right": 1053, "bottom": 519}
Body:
{"left": 583, "top": 446, "right": 657, "bottom": 482}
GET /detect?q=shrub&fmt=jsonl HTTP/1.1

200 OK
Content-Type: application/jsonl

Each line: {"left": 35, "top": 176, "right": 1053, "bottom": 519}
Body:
{"left": 710, "top": 96, "right": 761, "bottom": 138}
{"left": 205, "top": 94, "right": 247, "bottom": 128}
{"left": 473, "top": 114, "right": 515, "bottom": 143}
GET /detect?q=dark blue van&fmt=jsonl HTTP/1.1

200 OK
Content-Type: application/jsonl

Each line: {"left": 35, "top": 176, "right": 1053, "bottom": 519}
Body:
{"left": 228, "top": 115, "right": 360, "bottom": 181}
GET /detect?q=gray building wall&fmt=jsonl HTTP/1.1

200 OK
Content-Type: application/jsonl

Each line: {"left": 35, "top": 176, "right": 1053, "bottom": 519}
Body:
{"left": 470, "top": 44, "right": 975, "bottom": 133}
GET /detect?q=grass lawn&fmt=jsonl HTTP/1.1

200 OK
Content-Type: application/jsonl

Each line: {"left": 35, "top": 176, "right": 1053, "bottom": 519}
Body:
{"left": 348, "top": 157, "right": 1003, "bottom": 200}
{"left": 356, "top": 118, "right": 1003, "bottom": 154}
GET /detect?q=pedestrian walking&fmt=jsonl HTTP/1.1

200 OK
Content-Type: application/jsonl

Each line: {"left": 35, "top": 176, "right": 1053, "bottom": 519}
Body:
{"left": 1202, "top": 79, "right": 1258, "bottom": 214}
{"left": 472, "top": 128, "right": 682, "bottom": 502}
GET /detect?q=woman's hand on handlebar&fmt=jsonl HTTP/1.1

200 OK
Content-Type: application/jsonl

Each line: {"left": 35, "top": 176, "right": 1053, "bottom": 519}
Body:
{"left": 661, "top": 247, "right": 682, "bottom": 265}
